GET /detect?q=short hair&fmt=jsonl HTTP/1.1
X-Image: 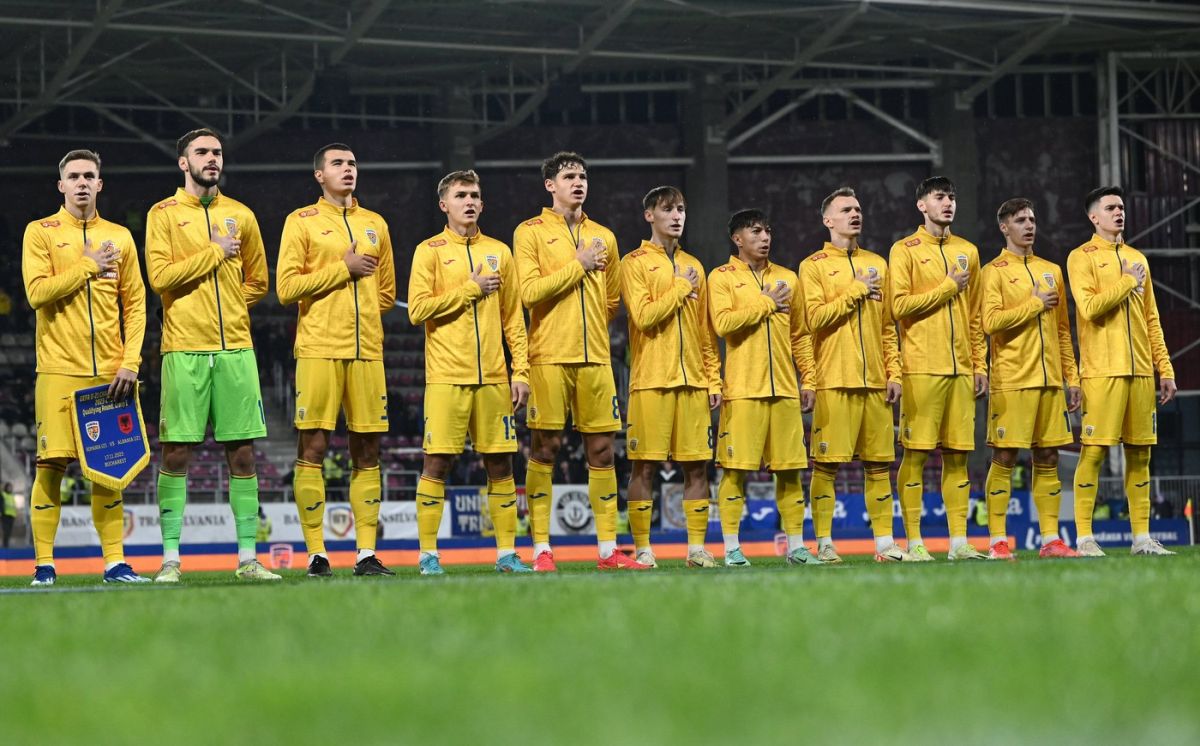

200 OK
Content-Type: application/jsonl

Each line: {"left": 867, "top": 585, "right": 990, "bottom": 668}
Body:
{"left": 58, "top": 149, "right": 101, "bottom": 177}
{"left": 996, "top": 197, "right": 1034, "bottom": 224}
{"left": 314, "top": 142, "right": 354, "bottom": 171}
{"left": 437, "top": 169, "right": 481, "bottom": 199}
{"left": 176, "top": 128, "right": 222, "bottom": 157}
{"left": 642, "top": 185, "right": 685, "bottom": 211}
{"left": 728, "top": 208, "right": 768, "bottom": 237}
{"left": 916, "top": 176, "right": 956, "bottom": 201}
{"left": 541, "top": 151, "right": 587, "bottom": 181}
{"left": 1085, "top": 185, "right": 1124, "bottom": 214}
{"left": 821, "top": 186, "right": 857, "bottom": 216}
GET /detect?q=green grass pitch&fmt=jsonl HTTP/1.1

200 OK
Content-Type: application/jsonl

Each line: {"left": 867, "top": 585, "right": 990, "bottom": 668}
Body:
{"left": 4, "top": 549, "right": 1199, "bottom": 745}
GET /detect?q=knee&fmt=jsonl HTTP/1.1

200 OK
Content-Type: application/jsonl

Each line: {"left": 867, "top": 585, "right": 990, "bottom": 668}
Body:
{"left": 586, "top": 439, "right": 614, "bottom": 468}
{"left": 530, "top": 432, "right": 561, "bottom": 463}
{"left": 227, "top": 444, "right": 256, "bottom": 476}
{"left": 630, "top": 462, "right": 653, "bottom": 491}
{"left": 422, "top": 454, "right": 452, "bottom": 482}
{"left": 992, "top": 449, "right": 1017, "bottom": 468}
{"left": 482, "top": 455, "right": 513, "bottom": 481}
{"left": 161, "top": 445, "right": 191, "bottom": 474}
{"left": 350, "top": 435, "right": 380, "bottom": 470}
{"left": 682, "top": 462, "right": 706, "bottom": 487}
{"left": 1031, "top": 449, "right": 1057, "bottom": 468}
{"left": 298, "top": 430, "right": 329, "bottom": 464}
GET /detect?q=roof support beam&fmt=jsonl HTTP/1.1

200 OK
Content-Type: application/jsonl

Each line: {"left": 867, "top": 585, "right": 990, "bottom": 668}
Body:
{"left": 0, "top": 0, "right": 125, "bottom": 143}
{"left": 86, "top": 103, "right": 175, "bottom": 157}
{"left": 175, "top": 40, "right": 281, "bottom": 107}
{"left": 955, "top": 19, "right": 1068, "bottom": 109}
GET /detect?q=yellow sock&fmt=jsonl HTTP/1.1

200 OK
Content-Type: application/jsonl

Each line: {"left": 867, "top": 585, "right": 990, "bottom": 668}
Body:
{"left": 31, "top": 464, "right": 64, "bottom": 566}
{"left": 588, "top": 465, "right": 619, "bottom": 543}
{"left": 488, "top": 475, "right": 518, "bottom": 554}
{"left": 1073, "top": 445, "right": 1105, "bottom": 537}
{"left": 775, "top": 470, "right": 807, "bottom": 538}
{"left": 809, "top": 463, "right": 838, "bottom": 539}
{"left": 864, "top": 465, "right": 894, "bottom": 538}
{"left": 627, "top": 500, "right": 653, "bottom": 551}
{"left": 683, "top": 498, "right": 709, "bottom": 547}
{"left": 941, "top": 452, "right": 970, "bottom": 538}
{"left": 984, "top": 460, "right": 1012, "bottom": 540}
{"left": 1032, "top": 462, "right": 1061, "bottom": 537}
{"left": 293, "top": 460, "right": 327, "bottom": 555}
{"left": 898, "top": 450, "right": 928, "bottom": 543}
{"left": 1125, "top": 446, "right": 1152, "bottom": 536}
{"left": 526, "top": 459, "right": 553, "bottom": 546}
{"left": 717, "top": 469, "right": 745, "bottom": 546}
{"left": 90, "top": 484, "right": 126, "bottom": 565}
{"left": 349, "top": 465, "right": 382, "bottom": 551}
{"left": 416, "top": 475, "right": 445, "bottom": 554}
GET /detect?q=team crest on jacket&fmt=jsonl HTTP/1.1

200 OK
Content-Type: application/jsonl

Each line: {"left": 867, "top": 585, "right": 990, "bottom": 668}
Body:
{"left": 956, "top": 254, "right": 968, "bottom": 271}
{"left": 365, "top": 228, "right": 378, "bottom": 246}
{"left": 867, "top": 266, "right": 878, "bottom": 278}
{"left": 1042, "top": 272, "right": 1055, "bottom": 288}
{"left": 224, "top": 217, "right": 238, "bottom": 236}
{"left": 486, "top": 254, "right": 499, "bottom": 271}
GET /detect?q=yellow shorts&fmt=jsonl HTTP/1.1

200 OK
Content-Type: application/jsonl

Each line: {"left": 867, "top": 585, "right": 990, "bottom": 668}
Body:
{"left": 423, "top": 383, "right": 517, "bottom": 454}
{"left": 811, "top": 388, "right": 896, "bottom": 463}
{"left": 1080, "top": 376, "right": 1157, "bottom": 446}
{"left": 715, "top": 397, "right": 807, "bottom": 471}
{"left": 528, "top": 363, "right": 620, "bottom": 433}
{"left": 627, "top": 388, "right": 712, "bottom": 462}
{"left": 35, "top": 373, "right": 110, "bottom": 460}
{"left": 294, "top": 358, "right": 388, "bottom": 433}
{"left": 899, "top": 374, "right": 976, "bottom": 451}
{"left": 987, "top": 387, "right": 1073, "bottom": 449}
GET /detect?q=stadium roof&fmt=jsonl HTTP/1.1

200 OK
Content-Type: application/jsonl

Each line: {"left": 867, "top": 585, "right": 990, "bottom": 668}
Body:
{"left": 2, "top": 0, "right": 1199, "bottom": 149}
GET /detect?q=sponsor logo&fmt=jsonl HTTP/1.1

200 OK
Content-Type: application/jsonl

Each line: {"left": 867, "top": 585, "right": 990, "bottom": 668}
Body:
{"left": 648, "top": 266, "right": 660, "bottom": 272}
{"left": 994, "top": 260, "right": 1008, "bottom": 267}
{"left": 524, "top": 218, "right": 543, "bottom": 226}
{"left": 85, "top": 420, "right": 100, "bottom": 442}
{"left": 828, "top": 270, "right": 840, "bottom": 277}
{"left": 34, "top": 504, "right": 54, "bottom": 511}
{"left": 118, "top": 413, "right": 133, "bottom": 434}
{"left": 905, "top": 238, "right": 921, "bottom": 247}
{"left": 321, "top": 230, "right": 334, "bottom": 235}
{"left": 428, "top": 239, "right": 447, "bottom": 247}
{"left": 41, "top": 220, "right": 61, "bottom": 228}
{"left": 554, "top": 489, "right": 593, "bottom": 533}
{"left": 328, "top": 506, "right": 354, "bottom": 537}
{"left": 177, "top": 221, "right": 190, "bottom": 228}
{"left": 156, "top": 200, "right": 177, "bottom": 210}
{"left": 103, "top": 499, "right": 122, "bottom": 510}
{"left": 365, "top": 228, "right": 378, "bottom": 246}
{"left": 735, "top": 283, "right": 746, "bottom": 288}
{"left": 486, "top": 254, "right": 499, "bottom": 271}
{"left": 1009, "top": 278, "right": 1020, "bottom": 284}
{"left": 269, "top": 544, "right": 293, "bottom": 569}
{"left": 920, "top": 258, "right": 931, "bottom": 265}
{"left": 443, "top": 259, "right": 456, "bottom": 265}
{"left": 56, "top": 242, "right": 70, "bottom": 248}
{"left": 1098, "top": 262, "right": 1109, "bottom": 268}
{"left": 547, "top": 238, "right": 559, "bottom": 244}
{"left": 298, "top": 208, "right": 318, "bottom": 218}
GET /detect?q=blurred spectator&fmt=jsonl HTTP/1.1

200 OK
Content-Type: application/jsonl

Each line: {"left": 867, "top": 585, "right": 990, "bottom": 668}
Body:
{"left": 1, "top": 481, "right": 16, "bottom": 548}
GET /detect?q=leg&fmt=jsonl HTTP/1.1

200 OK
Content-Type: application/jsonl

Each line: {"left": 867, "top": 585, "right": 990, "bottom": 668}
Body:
{"left": 717, "top": 467, "right": 748, "bottom": 562}
{"left": 626, "top": 460, "right": 655, "bottom": 554}
{"left": 30, "top": 457, "right": 70, "bottom": 568}
{"left": 90, "top": 482, "right": 127, "bottom": 569}
{"left": 681, "top": 460, "right": 711, "bottom": 557}
{"left": 157, "top": 442, "right": 194, "bottom": 568}
{"left": 348, "top": 431, "right": 385, "bottom": 565}
{"left": 1123, "top": 444, "right": 1152, "bottom": 540}
{"left": 897, "top": 448, "right": 930, "bottom": 549}
{"left": 1030, "top": 448, "right": 1063, "bottom": 542}
{"left": 1073, "top": 445, "right": 1106, "bottom": 545}
{"left": 985, "top": 447, "right": 1017, "bottom": 547}
{"left": 482, "top": 454, "right": 521, "bottom": 565}
{"left": 941, "top": 448, "right": 976, "bottom": 557}
{"left": 776, "top": 468, "right": 816, "bottom": 563}
{"left": 224, "top": 439, "right": 262, "bottom": 564}
{"left": 862, "top": 461, "right": 898, "bottom": 555}
{"left": 526, "top": 428, "right": 562, "bottom": 558}
{"left": 810, "top": 462, "right": 839, "bottom": 549}
{"left": 583, "top": 432, "right": 620, "bottom": 558}
{"left": 294, "top": 429, "right": 331, "bottom": 560}
{"left": 417, "top": 453, "right": 453, "bottom": 570}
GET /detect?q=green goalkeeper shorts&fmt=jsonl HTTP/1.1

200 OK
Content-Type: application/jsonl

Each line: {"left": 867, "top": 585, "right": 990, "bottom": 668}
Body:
{"left": 159, "top": 349, "right": 268, "bottom": 443}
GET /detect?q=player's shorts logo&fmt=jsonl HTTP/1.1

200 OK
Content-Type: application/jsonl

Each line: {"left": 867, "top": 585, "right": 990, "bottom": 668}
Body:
{"left": 903, "top": 427, "right": 911, "bottom": 439}
{"left": 85, "top": 420, "right": 101, "bottom": 442}
{"left": 956, "top": 254, "right": 968, "bottom": 271}
{"left": 224, "top": 218, "right": 238, "bottom": 236}
{"left": 297, "top": 407, "right": 306, "bottom": 421}
{"left": 328, "top": 505, "right": 354, "bottom": 538}
{"left": 1085, "top": 425, "right": 1094, "bottom": 436}
{"left": 726, "top": 445, "right": 734, "bottom": 458}
{"left": 996, "top": 426, "right": 1006, "bottom": 439}
{"left": 629, "top": 438, "right": 638, "bottom": 452}
{"left": 365, "top": 228, "right": 378, "bottom": 246}
{"left": 529, "top": 406, "right": 538, "bottom": 420}
{"left": 818, "top": 441, "right": 828, "bottom": 455}
{"left": 486, "top": 254, "right": 499, "bottom": 272}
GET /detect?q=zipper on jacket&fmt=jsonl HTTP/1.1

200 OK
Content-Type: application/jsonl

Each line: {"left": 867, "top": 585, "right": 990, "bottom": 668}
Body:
{"left": 1022, "top": 256, "right": 1048, "bottom": 387}
{"left": 1114, "top": 243, "right": 1135, "bottom": 376}
{"left": 343, "top": 208, "right": 361, "bottom": 360}
{"left": 752, "top": 267, "right": 777, "bottom": 396}
{"left": 936, "top": 235, "right": 958, "bottom": 376}
{"left": 567, "top": 221, "right": 589, "bottom": 363}
{"left": 82, "top": 221, "right": 98, "bottom": 376}
{"left": 671, "top": 253, "right": 688, "bottom": 387}
{"left": 466, "top": 236, "right": 483, "bottom": 385}
{"left": 847, "top": 251, "right": 867, "bottom": 387}
{"left": 202, "top": 203, "right": 227, "bottom": 350}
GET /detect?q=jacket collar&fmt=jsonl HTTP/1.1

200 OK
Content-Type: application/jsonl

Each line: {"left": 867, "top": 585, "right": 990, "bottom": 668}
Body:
{"left": 316, "top": 196, "right": 360, "bottom": 216}
{"left": 999, "top": 247, "right": 1038, "bottom": 262}
{"left": 174, "top": 186, "right": 223, "bottom": 208}
{"left": 729, "top": 255, "right": 773, "bottom": 273}
{"left": 440, "top": 225, "right": 489, "bottom": 246}
{"left": 1089, "top": 233, "right": 1124, "bottom": 249}
{"left": 917, "top": 225, "right": 954, "bottom": 244}
{"left": 56, "top": 206, "right": 101, "bottom": 230}
{"left": 540, "top": 206, "right": 589, "bottom": 227}
{"left": 818, "top": 241, "right": 863, "bottom": 257}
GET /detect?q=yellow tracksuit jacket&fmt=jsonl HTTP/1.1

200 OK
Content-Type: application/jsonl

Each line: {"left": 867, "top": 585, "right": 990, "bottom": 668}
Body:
{"left": 980, "top": 249, "right": 1079, "bottom": 391}
{"left": 799, "top": 243, "right": 900, "bottom": 390}
{"left": 145, "top": 188, "right": 268, "bottom": 353}
{"left": 408, "top": 226, "right": 529, "bottom": 386}
{"left": 276, "top": 197, "right": 396, "bottom": 360}
{"left": 707, "top": 256, "right": 814, "bottom": 400}
{"left": 1066, "top": 235, "right": 1173, "bottom": 380}
{"left": 888, "top": 226, "right": 987, "bottom": 377}
{"left": 621, "top": 240, "right": 721, "bottom": 395}
{"left": 22, "top": 207, "right": 146, "bottom": 376}
{"left": 513, "top": 208, "right": 620, "bottom": 365}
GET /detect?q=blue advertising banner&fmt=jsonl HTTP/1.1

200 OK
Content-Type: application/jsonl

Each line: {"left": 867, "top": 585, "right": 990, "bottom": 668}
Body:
{"left": 69, "top": 383, "right": 150, "bottom": 491}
